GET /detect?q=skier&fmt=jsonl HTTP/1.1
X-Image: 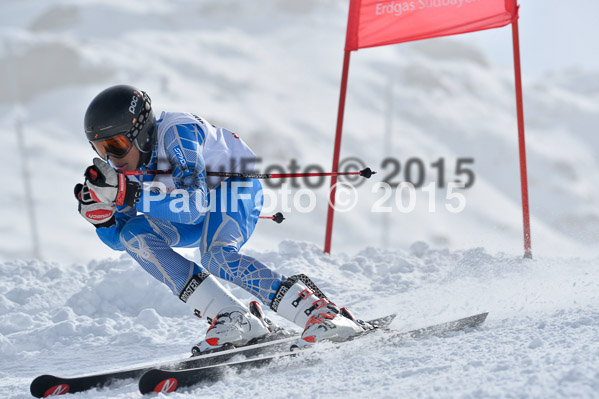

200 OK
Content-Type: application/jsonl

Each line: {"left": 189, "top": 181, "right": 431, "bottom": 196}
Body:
{"left": 74, "top": 84, "right": 369, "bottom": 352}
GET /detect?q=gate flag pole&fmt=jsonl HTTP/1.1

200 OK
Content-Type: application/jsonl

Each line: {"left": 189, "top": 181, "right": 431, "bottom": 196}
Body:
{"left": 324, "top": 49, "right": 352, "bottom": 254}
{"left": 323, "top": 0, "right": 531, "bottom": 257}
{"left": 511, "top": 17, "right": 533, "bottom": 258}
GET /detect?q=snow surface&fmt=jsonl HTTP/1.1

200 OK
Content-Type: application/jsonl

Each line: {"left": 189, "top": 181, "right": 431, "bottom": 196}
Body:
{"left": 1, "top": 0, "right": 599, "bottom": 398}
{"left": 2, "top": 242, "right": 599, "bottom": 398}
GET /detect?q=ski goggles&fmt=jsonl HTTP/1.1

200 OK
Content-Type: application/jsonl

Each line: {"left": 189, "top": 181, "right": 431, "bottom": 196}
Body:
{"left": 90, "top": 134, "right": 133, "bottom": 160}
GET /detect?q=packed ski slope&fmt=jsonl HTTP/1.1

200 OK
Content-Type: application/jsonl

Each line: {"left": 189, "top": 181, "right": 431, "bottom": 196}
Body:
{"left": 2, "top": 242, "right": 599, "bottom": 398}
{"left": 1, "top": 0, "right": 599, "bottom": 398}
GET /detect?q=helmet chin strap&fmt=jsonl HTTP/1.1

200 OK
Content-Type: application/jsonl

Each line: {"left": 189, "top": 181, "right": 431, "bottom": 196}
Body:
{"left": 134, "top": 123, "right": 157, "bottom": 169}
{"left": 135, "top": 142, "right": 153, "bottom": 170}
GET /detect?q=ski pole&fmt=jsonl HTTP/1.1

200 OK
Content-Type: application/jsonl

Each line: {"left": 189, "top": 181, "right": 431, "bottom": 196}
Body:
{"left": 123, "top": 169, "right": 289, "bottom": 222}
{"left": 125, "top": 170, "right": 172, "bottom": 176}
{"left": 125, "top": 168, "right": 376, "bottom": 179}
{"left": 259, "top": 212, "right": 285, "bottom": 224}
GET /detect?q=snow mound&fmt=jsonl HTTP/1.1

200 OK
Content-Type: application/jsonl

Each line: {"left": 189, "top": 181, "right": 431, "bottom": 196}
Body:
{"left": 2, "top": 242, "right": 599, "bottom": 398}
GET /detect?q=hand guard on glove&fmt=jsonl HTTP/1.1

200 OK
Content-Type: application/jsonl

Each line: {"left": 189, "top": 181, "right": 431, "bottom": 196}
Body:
{"left": 74, "top": 183, "right": 116, "bottom": 228}
{"left": 85, "top": 158, "right": 140, "bottom": 207}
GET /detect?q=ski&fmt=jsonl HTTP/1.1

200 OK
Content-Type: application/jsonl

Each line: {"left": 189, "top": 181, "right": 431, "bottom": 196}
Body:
{"left": 29, "top": 314, "right": 395, "bottom": 397}
{"left": 29, "top": 329, "right": 298, "bottom": 398}
{"left": 138, "top": 312, "right": 487, "bottom": 395}
{"left": 391, "top": 311, "right": 488, "bottom": 340}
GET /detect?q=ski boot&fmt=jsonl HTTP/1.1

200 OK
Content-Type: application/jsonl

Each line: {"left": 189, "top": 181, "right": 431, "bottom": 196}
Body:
{"left": 270, "top": 275, "right": 371, "bottom": 346}
{"left": 179, "top": 272, "right": 272, "bottom": 355}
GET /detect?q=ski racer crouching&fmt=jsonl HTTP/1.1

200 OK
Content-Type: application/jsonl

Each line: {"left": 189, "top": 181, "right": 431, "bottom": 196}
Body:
{"left": 74, "top": 85, "right": 369, "bottom": 352}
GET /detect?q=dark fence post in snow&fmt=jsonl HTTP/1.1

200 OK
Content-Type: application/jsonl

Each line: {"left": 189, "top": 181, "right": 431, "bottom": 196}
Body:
{"left": 5, "top": 39, "right": 42, "bottom": 259}
{"left": 382, "top": 75, "right": 393, "bottom": 249}
{"left": 15, "top": 116, "right": 42, "bottom": 260}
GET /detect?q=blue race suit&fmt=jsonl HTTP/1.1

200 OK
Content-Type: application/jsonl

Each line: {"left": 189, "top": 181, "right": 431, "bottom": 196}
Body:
{"left": 95, "top": 112, "right": 284, "bottom": 306}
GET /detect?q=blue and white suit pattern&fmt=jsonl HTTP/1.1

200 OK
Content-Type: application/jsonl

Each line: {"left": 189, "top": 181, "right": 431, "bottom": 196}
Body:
{"left": 96, "top": 112, "right": 284, "bottom": 306}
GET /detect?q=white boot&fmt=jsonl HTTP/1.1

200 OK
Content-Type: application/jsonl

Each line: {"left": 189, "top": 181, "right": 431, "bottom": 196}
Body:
{"left": 270, "top": 275, "right": 365, "bottom": 344}
{"left": 179, "top": 272, "right": 271, "bottom": 352}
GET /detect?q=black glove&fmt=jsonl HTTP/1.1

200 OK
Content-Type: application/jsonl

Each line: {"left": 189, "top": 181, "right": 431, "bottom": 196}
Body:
{"left": 85, "top": 158, "right": 140, "bottom": 207}
{"left": 74, "top": 183, "right": 116, "bottom": 228}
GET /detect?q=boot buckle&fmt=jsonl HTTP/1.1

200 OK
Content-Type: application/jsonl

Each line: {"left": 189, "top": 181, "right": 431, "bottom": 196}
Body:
{"left": 292, "top": 288, "right": 314, "bottom": 307}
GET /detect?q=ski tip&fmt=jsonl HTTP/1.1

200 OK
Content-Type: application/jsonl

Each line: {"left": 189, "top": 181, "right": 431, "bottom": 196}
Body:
{"left": 461, "top": 311, "right": 489, "bottom": 329}
{"left": 30, "top": 375, "right": 69, "bottom": 398}
{"left": 139, "top": 369, "right": 179, "bottom": 395}
{"left": 153, "top": 377, "right": 179, "bottom": 394}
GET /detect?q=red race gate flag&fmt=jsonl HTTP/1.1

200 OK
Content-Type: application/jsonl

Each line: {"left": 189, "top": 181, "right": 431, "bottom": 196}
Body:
{"left": 325, "top": 0, "right": 532, "bottom": 257}
{"left": 346, "top": 0, "right": 518, "bottom": 50}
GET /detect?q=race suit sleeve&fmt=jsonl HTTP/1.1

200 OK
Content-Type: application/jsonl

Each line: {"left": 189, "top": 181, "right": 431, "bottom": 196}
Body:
{"left": 137, "top": 123, "right": 208, "bottom": 224}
